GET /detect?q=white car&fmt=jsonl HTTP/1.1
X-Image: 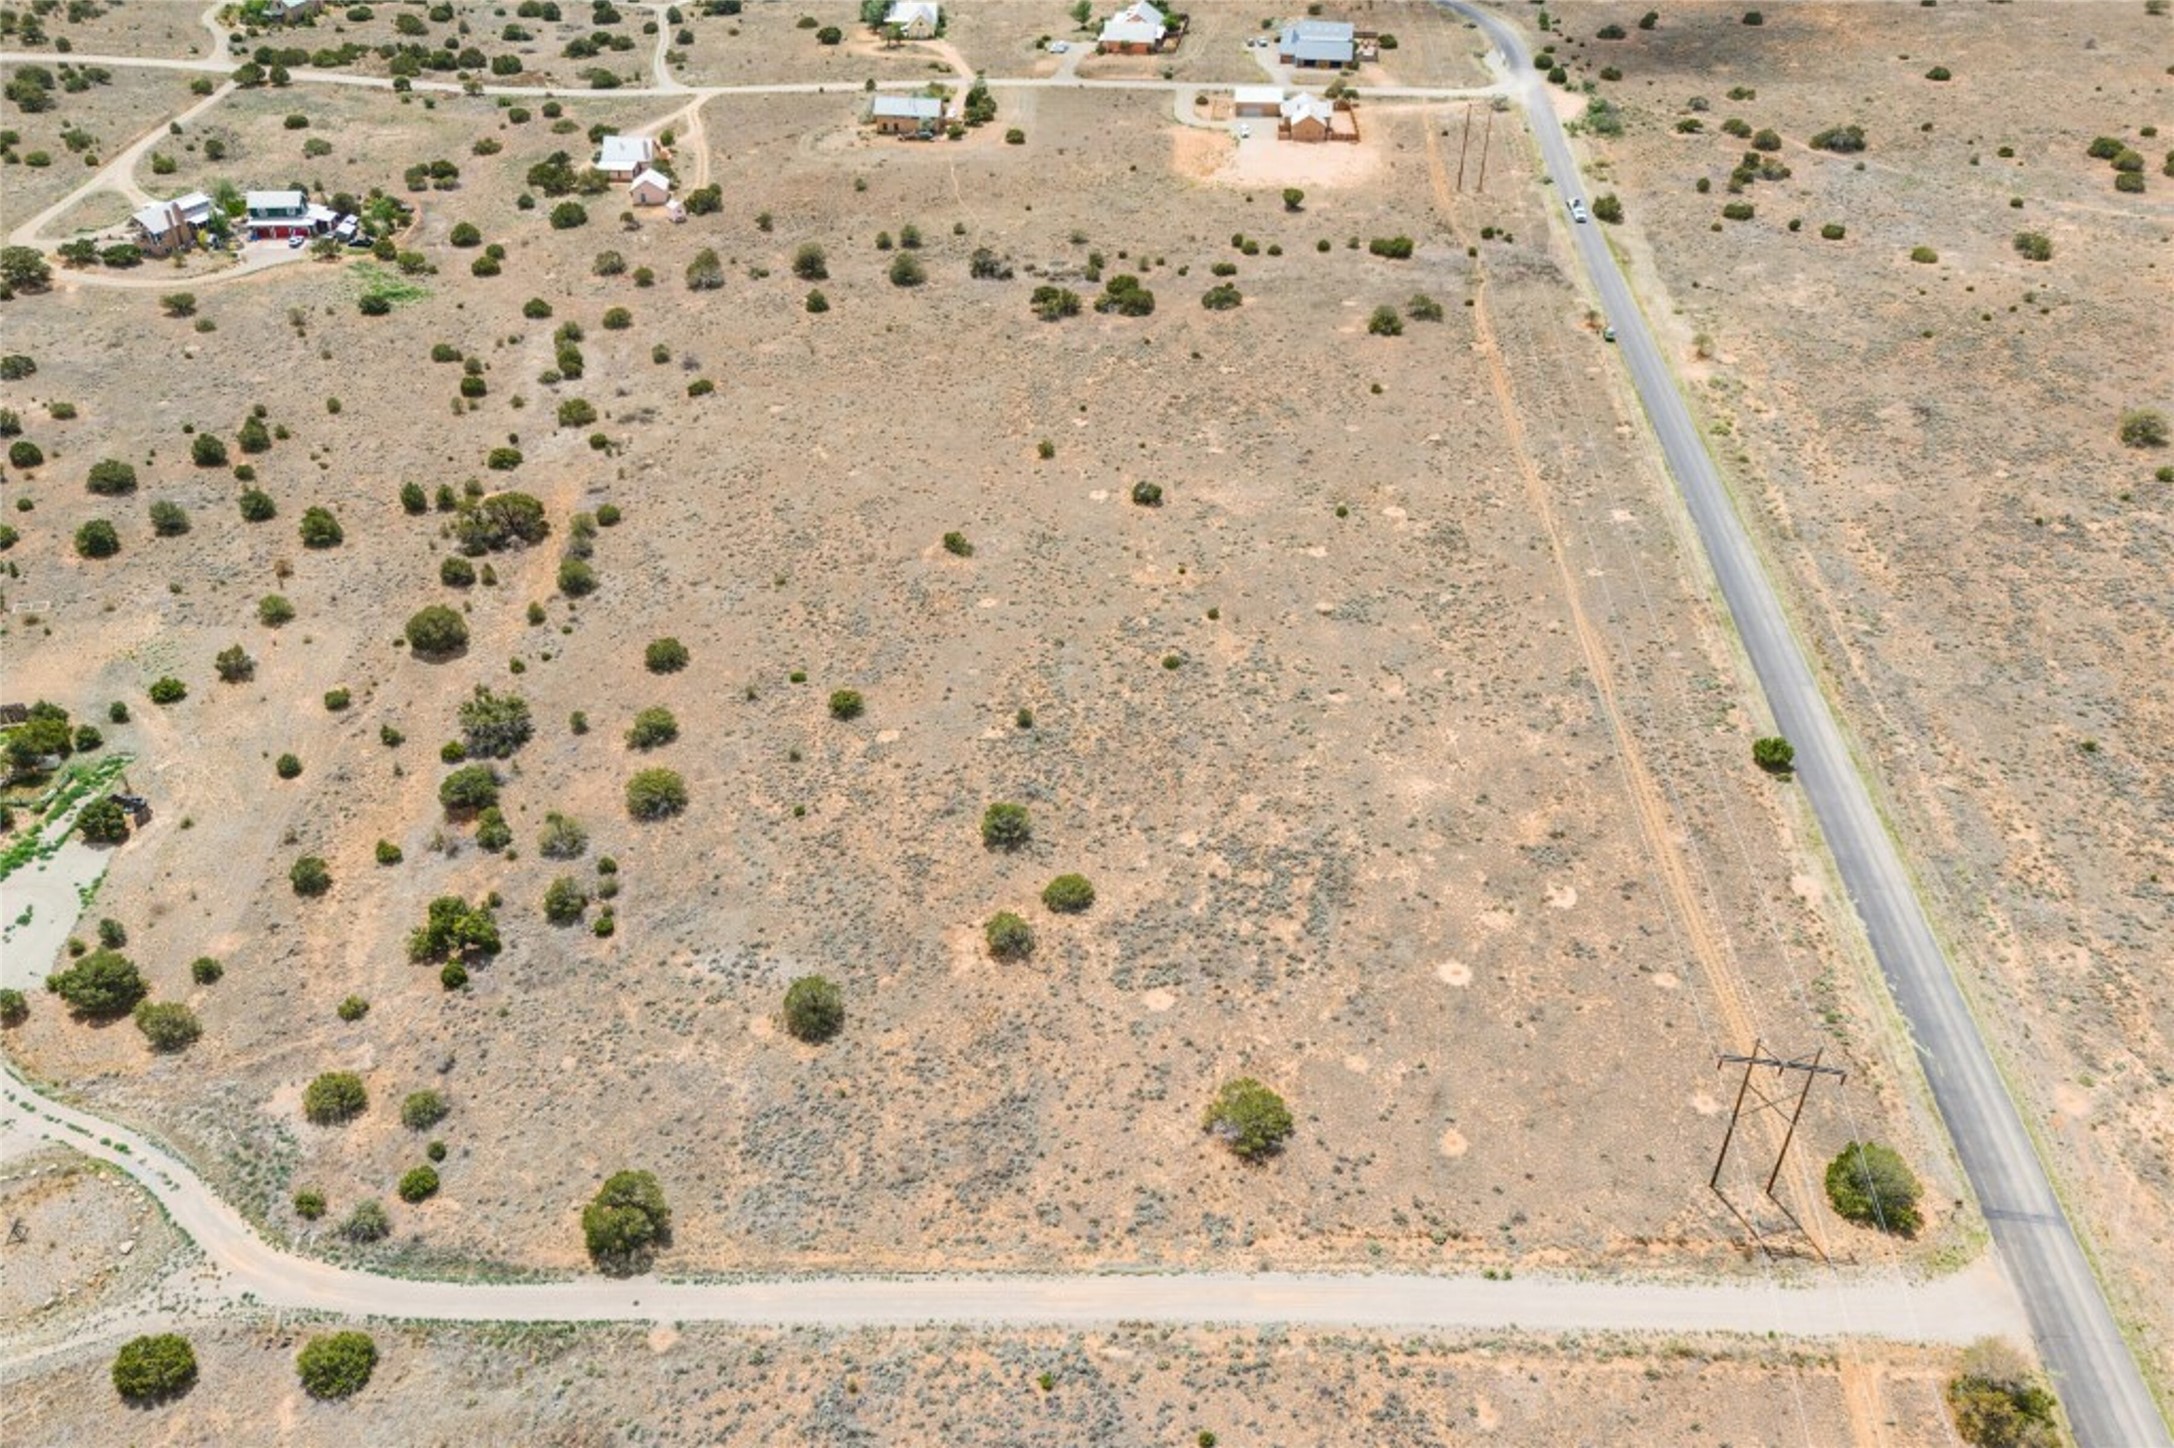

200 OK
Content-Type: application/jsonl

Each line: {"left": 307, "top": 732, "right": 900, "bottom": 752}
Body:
{"left": 1570, "top": 199, "right": 1588, "bottom": 223}
{"left": 1238, "top": 123, "right": 1251, "bottom": 140}
{"left": 1048, "top": 40, "right": 1068, "bottom": 53}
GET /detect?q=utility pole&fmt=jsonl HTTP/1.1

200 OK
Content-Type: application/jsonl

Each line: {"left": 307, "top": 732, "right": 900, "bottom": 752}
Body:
{"left": 1455, "top": 102, "right": 1473, "bottom": 192}
{"left": 1475, "top": 105, "right": 1495, "bottom": 192}
{"left": 1708, "top": 1039, "right": 1847, "bottom": 1260}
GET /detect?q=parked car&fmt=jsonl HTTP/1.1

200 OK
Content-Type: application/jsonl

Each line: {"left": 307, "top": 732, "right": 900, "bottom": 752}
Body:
{"left": 1602, "top": 324, "right": 1616, "bottom": 342}
{"left": 1048, "top": 40, "right": 1068, "bottom": 53}
{"left": 1238, "top": 123, "right": 1251, "bottom": 140}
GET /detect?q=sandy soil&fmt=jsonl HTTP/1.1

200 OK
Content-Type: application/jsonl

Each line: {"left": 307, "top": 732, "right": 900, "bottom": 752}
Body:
{"left": 0, "top": 27, "right": 1950, "bottom": 1298}
{"left": 1536, "top": 0, "right": 2174, "bottom": 1393}
{"left": 0, "top": 1145, "right": 186, "bottom": 1356}
{"left": 0, "top": 65, "right": 201, "bottom": 223}
{"left": 0, "top": 1315, "right": 1964, "bottom": 1447}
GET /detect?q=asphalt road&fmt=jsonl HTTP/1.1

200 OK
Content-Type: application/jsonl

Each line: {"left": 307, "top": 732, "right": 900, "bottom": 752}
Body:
{"left": 0, "top": 1064, "right": 2028, "bottom": 1346}
{"left": 1437, "top": 5, "right": 2168, "bottom": 1443}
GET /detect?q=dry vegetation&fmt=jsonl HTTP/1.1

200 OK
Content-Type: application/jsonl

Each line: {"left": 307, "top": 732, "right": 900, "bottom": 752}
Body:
{"left": 1539, "top": 0, "right": 2173, "bottom": 1392}
{"left": 0, "top": 1314, "right": 1966, "bottom": 1446}
{"left": 0, "top": 1144, "right": 189, "bottom": 1356}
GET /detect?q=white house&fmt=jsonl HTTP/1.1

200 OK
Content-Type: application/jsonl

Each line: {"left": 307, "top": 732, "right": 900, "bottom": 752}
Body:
{"left": 1232, "top": 85, "right": 1283, "bottom": 118}
{"left": 1279, "top": 17, "right": 1355, "bottom": 68}
{"left": 1097, "top": 0, "right": 1166, "bottom": 54}
{"left": 627, "top": 167, "right": 673, "bottom": 207}
{"left": 128, "top": 190, "right": 215, "bottom": 254}
{"left": 1279, "top": 92, "right": 1339, "bottom": 142}
{"left": 882, "top": 1, "right": 939, "bottom": 38}
{"left": 595, "top": 134, "right": 657, "bottom": 181}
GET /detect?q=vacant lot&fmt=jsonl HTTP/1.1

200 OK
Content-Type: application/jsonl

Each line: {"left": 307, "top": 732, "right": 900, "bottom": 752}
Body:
{"left": 1540, "top": 0, "right": 2173, "bottom": 1386}
{"left": 0, "top": 1145, "right": 187, "bottom": 1357}
{"left": 1, "top": 1316, "right": 1961, "bottom": 1446}
{"left": 0, "top": 64, "right": 199, "bottom": 224}
{"left": 1, "top": 35, "right": 1939, "bottom": 1287}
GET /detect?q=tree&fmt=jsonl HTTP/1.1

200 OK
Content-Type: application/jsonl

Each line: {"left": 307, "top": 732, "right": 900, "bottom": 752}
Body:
{"left": 1945, "top": 1339, "right": 2059, "bottom": 1448}
{"left": 1591, "top": 193, "right": 1624, "bottom": 224}
{"left": 5, "top": 711, "right": 72, "bottom": 776}
{"left": 626, "top": 706, "right": 678, "bottom": 749}
{"left": 398, "top": 1165, "right": 441, "bottom": 1202}
{"left": 1070, "top": 0, "right": 1093, "bottom": 27}
{"left": 1202, "top": 1077, "right": 1294, "bottom": 1161}
{"left": 134, "top": 1000, "right": 202, "bottom": 1052}
{"left": 459, "top": 686, "right": 534, "bottom": 757}
{"left": 782, "top": 974, "right": 845, "bottom": 1042}
{"left": 214, "top": 643, "right": 255, "bottom": 683}
{"left": 438, "top": 763, "right": 502, "bottom": 814}
{"left": 686, "top": 247, "right": 724, "bottom": 291}
{"left": 644, "top": 636, "right": 689, "bottom": 673}
{"left": 150, "top": 500, "right": 191, "bottom": 536}
{"left": 296, "top": 1332, "right": 378, "bottom": 1400}
{"left": 626, "top": 767, "right": 688, "bottom": 819}
{"left": 1042, "top": 874, "right": 1096, "bottom": 913}
{"left": 239, "top": 486, "right": 277, "bottom": 522}
{"left": 582, "top": 1169, "right": 671, "bottom": 1270}
{"left": 46, "top": 950, "right": 146, "bottom": 1018}
{"left": 77, "top": 796, "right": 131, "bottom": 844}
{"left": 303, "top": 1071, "right": 368, "bottom": 1124}
{"left": 1093, "top": 275, "right": 1154, "bottom": 316}
{"left": 453, "top": 491, "right": 549, "bottom": 552}
{"left": 816, "top": 24, "right": 842, "bottom": 43}
{"left": 76, "top": 519, "right": 121, "bottom": 558}
{"left": 1824, "top": 1140, "right": 1923, "bottom": 1235}
{"left": 8, "top": 439, "right": 41, "bottom": 469}
{"left": 407, "top": 895, "right": 501, "bottom": 962}
{"left": 1752, "top": 735, "right": 1795, "bottom": 773}
{"left": 147, "top": 676, "right": 187, "bottom": 705}
{"left": 289, "top": 855, "right": 332, "bottom": 896}
{"left": 406, "top": 604, "right": 470, "bottom": 657}
{"left": 238, "top": 415, "right": 271, "bottom": 453}
{"left": 1201, "top": 283, "right": 1242, "bottom": 311}
{"left": 1367, "top": 305, "right": 1404, "bottom": 337}
{"left": 985, "top": 910, "right": 1035, "bottom": 960}
{"left": 981, "top": 802, "right": 1031, "bottom": 849}
{"left": 2119, "top": 408, "right": 2169, "bottom": 448}
{"left": 1031, "top": 285, "right": 1081, "bottom": 322}
{"left": 298, "top": 506, "right": 343, "bottom": 548}
{"left": 888, "top": 252, "right": 926, "bottom": 288}
{"left": 111, "top": 1334, "right": 197, "bottom": 1404}
{"left": 190, "top": 432, "right": 229, "bottom": 467}
{"left": 401, "top": 1089, "right": 449, "bottom": 1130}
{"left": 0, "top": 989, "right": 27, "bottom": 1027}
{"left": 549, "top": 200, "right": 588, "bottom": 230}
{"left": 1810, "top": 124, "right": 1866, "bottom": 153}
{"left": 792, "top": 242, "right": 828, "bottom": 280}
{"left": 87, "top": 458, "right": 138, "bottom": 495}
{"left": 0, "top": 245, "right": 52, "bottom": 293}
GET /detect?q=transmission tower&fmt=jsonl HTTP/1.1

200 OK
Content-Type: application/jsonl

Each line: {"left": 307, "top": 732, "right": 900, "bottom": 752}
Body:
{"left": 1709, "top": 1039, "right": 1846, "bottom": 1261}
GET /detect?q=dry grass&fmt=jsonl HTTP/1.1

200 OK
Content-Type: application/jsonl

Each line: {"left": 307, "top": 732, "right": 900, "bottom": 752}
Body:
{"left": 1545, "top": 0, "right": 2174, "bottom": 1383}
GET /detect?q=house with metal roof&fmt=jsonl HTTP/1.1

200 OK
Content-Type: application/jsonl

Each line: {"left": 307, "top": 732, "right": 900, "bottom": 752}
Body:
{"left": 1279, "top": 17, "right": 1355, "bottom": 68}
{"left": 869, "top": 93, "right": 945, "bottom": 134}
{"left": 882, "top": 1, "right": 940, "bottom": 38}
{"left": 595, "top": 134, "right": 658, "bottom": 180}
{"left": 129, "top": 191, "right": 215, "bottom": 254}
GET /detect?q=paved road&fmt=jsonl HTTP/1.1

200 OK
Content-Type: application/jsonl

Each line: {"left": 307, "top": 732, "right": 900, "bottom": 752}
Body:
{"left": 0, "top": 1063, "right": 2027, "bottom": 1346}
{"left": 1439, "top": 5, "right": 2168, "bottom": 1443}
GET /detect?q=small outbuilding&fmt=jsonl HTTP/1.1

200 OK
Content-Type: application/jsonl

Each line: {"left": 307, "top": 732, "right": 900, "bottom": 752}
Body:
{"left": 1232, "top": 85, "right": 1283, "bottom": 118}
{"left": 1279, "top": 17, "right": 1355, "bottom": 68}
{"left": 595, "top": 134, "right": 658, "bottom": 181}
{"left": 627, "top": 167, "right": 674, "bottom": 207}
{"left": 1097, "top": 0, "right": 1168, "bottom": 55}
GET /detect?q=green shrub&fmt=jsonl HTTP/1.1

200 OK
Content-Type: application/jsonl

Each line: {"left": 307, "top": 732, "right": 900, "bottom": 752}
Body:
{"left": 324, "top": 687, "right": 351, "bottom": 711}
{"left": 1406, "top": 293, "right": 1445, "bottom": 322}
{"left": 400, "top": 1089, "right": 449, "bottom": 1130}
{"left": 644, "top": 636, "right": 689, "bottom": 673}
{"left": 276, "top": 753, "right": 302, "bottom": 779}
{"left": 985, "top": 910, "right": 1035, "bottom": 960}
{"left": 459, "top": 685, "right": 534, "bottom": 757}
{"left": 1721, "top": 201, "right": 1755, "bottom": 221}
{"left": 980, "top": 801, "right": 1030, "bottom": 849}
{"left": 1367, "top": 305, "right": 1404, "bottom": 337}
{"left": 783, "top": 974, "right": 844, "bottom": 1042}
{"left": 190, "top": 956, "right": 223, "bottom": 984}
{"left": 888, "top": 252, "right": 926, "bottom": 287}
{"left": 1909, "top": 245, "right": 1938, "bottom": 264}
{"left": 258, "top": 593, "right": 296, "bottom": 626}
{"left": 1820, "top": 222, "right": 1847, "bottom": 240}
{"left": 290, "top": 855, "right": 332, "bottom": 896}
{"left": 293, "top": 1189, "right": 325, "bottom": 1219}
{"left": 1366, "top": 235, "right": 1414, "bottom": 259}
{"left": 111, "top": 1334, "right": 198, "bottom": 1404}
{"left": 942, "top": 530, "right": 974, "bottom": 556}
{"left": 539, "top": 811, "right": 588, "bottom": 858}
{"left": 1823, "top": 1140, "right": 1923, "bottom": 1235}
{"left": 626, "top": 767, "right": 687, "bottom": 819}
{"left": 1592, "top": 193, "right": 1624, "bottom": 223}
{"left": 438, "top": 763, "right": 501, "bottom": 814}
{"left": 77, "top": 797, "right": 131, "bottom": 843}
{"left": 239, "top": 487, "right": 277, "bottom": 521}
{"left": 341, "top": 1200, "right": 389, "bottom": 1243}
{"left": 7, "top": 439, "right": 40, "bottom": 469}
{"left": 133, "top": 1001, "right": 201, "bottom": 1052}
{"left": 406, "top": 605, "right": 470, "bottom": 656}
{"left": 1944, "top": 1340, "right": 2059, "bottom": 1448}
{"left": 1030, "top": 285, "right": 1081, "bottom": 321}
{"left": 543, "top": 874, "right": 589, "bottom": 924}
{"left": 214, "top": 643, "right": 255, "bottom": 682}
{"left": 1131, "top": 480, "right": 1163, "bottom": 507}
{"left": 582, "top": 1169, "right": 671, "bottom": 1269}
{"left": 1202, "top": 1077, "right": 1293, "bottom": 1160}
{"left": 1093, "top": 274, "right": 1153, "bottom": 315}
{"left": 299, "top": 505, "right": 343, "bottom": 547}
{"left": 827, "top": 689, "right": 864, "bottom": 720}
{"left": 302, "top": 1071, "right": 367, "bottom": 1124}
{"left": 1041, "top": 874, "right": 1095, "bottom": 913}
{"left": 336, "top": 994, "right": 368, "bottom": 1022}
{"left": 375, "top": 839, "right": 403, "bottom": 865}
{"left": 1811, "top": 124, "right": 1867, "bottom": 153}
{"left": 397, "top": 1165, "right": 440, "bottom": 1202}
{"left": 1752, "top": 735, "right": 1795, "bottom": 772}
{"left": 686, "top": 247, "right": 724, "bottom": 290}
{"left": 2118, "top": 408, "right": 2169, "bottom": 448}
{"left": 46, "top": 950, "right": 145, "bottom": 1017}
{"left": 87, "top": 458, "right": 138, "bottom": 495}
{"left": 76, "top": 519, "right": 121, "bottom": 558}
{"left": 0, "top": 989, "right": 27, "bottom": 1026}
{"left": 623, "top": 706, "right": 680, "bottom": 750}
{"left": 296, "top": 1332, "right": 377, "bottom": 1400}
{"left": 1200, "top": 282, "right": 1241, "bottom": 311}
